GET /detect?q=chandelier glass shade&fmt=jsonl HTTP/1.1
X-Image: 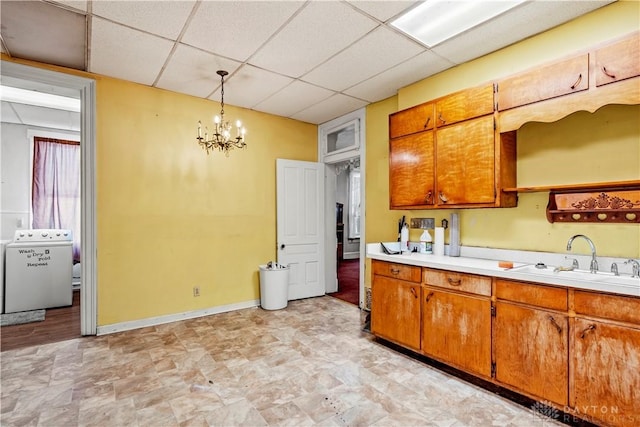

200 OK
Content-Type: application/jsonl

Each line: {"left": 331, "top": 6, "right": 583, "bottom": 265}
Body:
{"left": 197, "top": 70, "right": 246, "bottom": 156}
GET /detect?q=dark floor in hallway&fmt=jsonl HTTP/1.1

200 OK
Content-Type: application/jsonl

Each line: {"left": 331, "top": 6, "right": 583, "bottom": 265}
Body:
{"left": 328, "top": 258, "right": 359, "bottom": 306}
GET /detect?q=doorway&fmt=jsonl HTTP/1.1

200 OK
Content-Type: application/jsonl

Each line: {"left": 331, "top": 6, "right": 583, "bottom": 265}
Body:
{"left": 319, "top": 109, "right": 365, "bottom": 308}
{"left": 1, "top": 60, "right": 97, "bottom": 339}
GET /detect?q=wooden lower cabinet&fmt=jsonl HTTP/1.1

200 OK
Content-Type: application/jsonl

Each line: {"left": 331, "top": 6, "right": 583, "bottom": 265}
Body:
{"left": 493, "top": 301, "right": 568, "bottom": 406}
{"left": 371, "top": 274, "right": 421, "bottom": 351}
{"left": 370, "top": 261, "right": 639, "bottom": 427}
{"left": 421, "top": 286, "right": 491, "bottom": 377}
{"left": 572, "top": 318, "right": 640, "bottom": 427}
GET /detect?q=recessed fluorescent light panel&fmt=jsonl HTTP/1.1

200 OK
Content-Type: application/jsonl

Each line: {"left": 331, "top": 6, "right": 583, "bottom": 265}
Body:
{"left": 0, "top": 85, "right": 81, "bottom": 112}
{"left": 391, "top": 0, "right": 526, "bottom": 48}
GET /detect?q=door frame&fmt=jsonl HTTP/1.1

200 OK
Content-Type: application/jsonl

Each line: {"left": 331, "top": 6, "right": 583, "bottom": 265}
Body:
{"left": 1, "top": 60, "right": 97, "bottom": 335}
{"left": 318, "top": 108, "right": 366, "bottom": 308}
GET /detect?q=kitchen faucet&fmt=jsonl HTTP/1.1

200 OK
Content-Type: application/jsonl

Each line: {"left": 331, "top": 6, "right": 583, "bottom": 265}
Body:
{"left": 566, "top": 234, "right": 598, "bottom": 274}
{"left": 625, "top": 259, "right": 640, "bottom": 278}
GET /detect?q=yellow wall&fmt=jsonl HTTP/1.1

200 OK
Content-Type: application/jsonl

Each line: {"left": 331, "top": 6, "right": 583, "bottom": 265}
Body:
{"left": 0, "top": 56, "right": 317, "bottom": 325}
{"left": 96, "top": 79, "right": 316, "bottom": 324}
{"left": 365, "top": 0, "right": 640, "bottom": 285}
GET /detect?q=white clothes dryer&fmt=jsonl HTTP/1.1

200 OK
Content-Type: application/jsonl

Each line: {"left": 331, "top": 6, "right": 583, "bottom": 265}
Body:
{"left": 4, "top": 229, "right": 73, "bottom": 313}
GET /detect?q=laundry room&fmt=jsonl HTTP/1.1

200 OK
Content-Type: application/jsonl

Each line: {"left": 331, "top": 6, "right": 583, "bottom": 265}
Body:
{"left": 0, "top": 81, "right": 82, "bottom": 328}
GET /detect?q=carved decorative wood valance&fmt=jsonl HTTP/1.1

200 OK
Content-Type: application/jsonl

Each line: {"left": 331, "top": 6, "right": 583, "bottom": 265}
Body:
{"left": 547, "top": 187, "right": 640, "bottom": 223}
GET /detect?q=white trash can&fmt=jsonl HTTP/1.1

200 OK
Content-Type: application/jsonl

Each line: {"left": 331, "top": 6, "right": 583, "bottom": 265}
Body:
{"left": 259, "top": 263, "right": 289, "bottom": 310}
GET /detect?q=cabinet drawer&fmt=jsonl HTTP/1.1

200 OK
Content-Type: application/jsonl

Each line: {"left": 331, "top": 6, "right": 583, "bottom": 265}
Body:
{"left": 497, "top": 54, "right": 588, "bottom": 111}
{"left": 372, "top": 260, "right": 421, "bottom": 283}
{"left": 435, "top": 84, "right": 494, "bottom": 127}
{"left": 389, "top": 102, "right": 435, "bottom": 138}
{"left": 495, "top": 279, "right": 567, "bottom": 311}
{"left": 574, "top": 290, "right": 640, "bottom": 325}
{"left": 595, "top": 32, "right": 640, "bottom": 87}
{"left": 423, "top": 269, "right": 491, "bottom": 296}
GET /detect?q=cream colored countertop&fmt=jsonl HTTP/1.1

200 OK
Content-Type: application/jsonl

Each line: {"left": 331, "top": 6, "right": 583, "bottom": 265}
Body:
{"left": 367, "top": 243, "right": 640, "bottom": 298}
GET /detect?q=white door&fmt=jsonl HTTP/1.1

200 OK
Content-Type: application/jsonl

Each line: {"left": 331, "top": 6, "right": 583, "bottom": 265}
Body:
{"left": 276, "top": 159, "right": 325, "bottom": 300}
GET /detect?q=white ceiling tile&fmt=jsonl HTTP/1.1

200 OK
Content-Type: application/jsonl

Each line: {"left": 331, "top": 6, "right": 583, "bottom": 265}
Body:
{"left": 0, "top": 0, "right": 86, "bottom": 70}
{"left": 9, "top": 102, "right": 80, "bottom": 131}
{"left": 1, "top": 101, "right": 21, "bottom": 124}
{"left": 250, "top": 1, "right": 378, "bottom": 78}
{"left": 208, "top": 65, "right": 294, "bottom": 110}
{"left": 303, "top": 26, "right": 425, "bottom": 92}
{"left": 90, "top": 18, "right": 174, "bottom": 86}
{"left": 182, "top": 1, "right": 304, "bottom": 63}
{"left": 292, "top": 93, "right": 368, "bottom": 125}
{"left": 346, "top": 1, "right": 419, "bottom": 22}
{"left": 156, "top": 44, "right": 241, "bottom": 98}
{"left": 92, "top": 1, "right": 195, "bottom": 39}
{"left": 253, "top": 81, "right": 333, "bottom": 118}
{"left": 432, "top": 1, "right": 615, "bottom": 65}
{"left": 345, "top": 51, "right": 454, "bottom": 102}
{"left": 51, "top": 1, "right": 88, "bottom": 13}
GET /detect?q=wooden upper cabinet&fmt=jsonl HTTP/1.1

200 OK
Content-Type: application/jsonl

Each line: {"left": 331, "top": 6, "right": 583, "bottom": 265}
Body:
{"left": 435, "top": 84, "right": 495, "bottom": 127}
{"left": 389, "top": 131, "right": 435, "bottom": 208}
{"left": 595, "top": 32, "right": 640, "bottom": 87}
{"left": 497, "top": 54, "right": 589, "bottom": 111}
{"left": 435, "top": 115, "right": 496, "bottom": 205}
{"left": 389, "top": 102, "right": 435, "bottom": 139}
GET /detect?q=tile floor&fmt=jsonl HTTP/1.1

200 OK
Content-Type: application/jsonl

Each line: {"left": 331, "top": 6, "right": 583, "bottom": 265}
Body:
{"left": 1, "top": 296, "right": 562, "bottom": 426}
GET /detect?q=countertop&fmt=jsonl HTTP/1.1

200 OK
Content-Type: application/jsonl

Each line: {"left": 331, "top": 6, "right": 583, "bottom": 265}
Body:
{"left": 367, "top": 243, "right": 640, "bottom": 298}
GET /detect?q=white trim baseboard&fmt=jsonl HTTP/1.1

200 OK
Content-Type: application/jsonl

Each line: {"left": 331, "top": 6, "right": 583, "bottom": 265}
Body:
{"left": 96, "top": 299, "right": 260, "bottom": 335}
{"left": 344, "top": 252, "right": 360, "bottom": 260}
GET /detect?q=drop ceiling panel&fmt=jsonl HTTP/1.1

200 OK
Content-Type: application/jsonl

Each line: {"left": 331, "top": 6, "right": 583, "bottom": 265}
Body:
{"left": 345, "top": 51, "right": 454, "bottom": 102}
{"left": 347, "top": 0, "right": 420, "bottom": 22}
{"left": 432, "top": 1, "right": 616, "bottom": 65}
{"left": 9, "top": 102, "right": 80, "bottom": 131}
{"left": 253, "top": 80, "right": 333, "bottom": 118}
{"left": 0, "top": 0, "right": 86, "bottom": 70}
{"left": 1, "top": 102, "right": 21, "bottom": 124}
{"left": 92, "top": 1, "right": 195, "bottom": 39}
{"left": 52, "top": 1, "right": 87, "bottom": 13}
{"left": 291, "top": 93, "right": 368, "bottom": 124}
{"left": 250, "top": 1, "right": 378, "bottom": 78}
{"left": 156, "top": 44, "right": 241, "bottom": 98}
{"left": 182, "top": 1, "right": 304, "bottom": 63}
{"left": 303, "top": 26, "right": 424, "bottom": 92}
{"left": 207, "top": 65, "right": 294, "bottom": 110}
{"left": 90, "top": 18, "right": 174, "bottom": 86}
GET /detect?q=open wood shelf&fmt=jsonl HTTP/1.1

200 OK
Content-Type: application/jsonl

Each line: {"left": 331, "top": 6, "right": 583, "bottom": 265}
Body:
{"left": 502, "top": 180, "right": 640, "bottom": 193}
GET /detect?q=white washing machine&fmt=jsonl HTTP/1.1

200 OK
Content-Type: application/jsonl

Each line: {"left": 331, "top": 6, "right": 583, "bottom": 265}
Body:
{"left": 0, "top": 239, "right": 11, "bottom": 314}
{"left": 4, "top": 229, "right": 73, "bottom": 313}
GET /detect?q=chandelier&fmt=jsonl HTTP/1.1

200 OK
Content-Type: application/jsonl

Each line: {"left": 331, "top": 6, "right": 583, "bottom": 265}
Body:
{"left": 197, "top": 70, "right": 246, "bottom": 156}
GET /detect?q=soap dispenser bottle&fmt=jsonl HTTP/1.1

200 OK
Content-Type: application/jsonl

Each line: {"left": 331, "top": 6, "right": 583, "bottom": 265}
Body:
{"left": 420, "top": 229, "right": 433, "bottom": 254}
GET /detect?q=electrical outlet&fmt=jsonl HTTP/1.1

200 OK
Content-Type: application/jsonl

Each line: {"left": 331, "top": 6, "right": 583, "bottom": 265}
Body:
{"left": 193, "top": 286, "right": 200, "bottom": 297}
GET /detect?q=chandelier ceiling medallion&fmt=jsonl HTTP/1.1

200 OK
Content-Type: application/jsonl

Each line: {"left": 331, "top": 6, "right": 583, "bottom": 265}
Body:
{"left": 197, "top": 70, "right": 246, "bottom": 156}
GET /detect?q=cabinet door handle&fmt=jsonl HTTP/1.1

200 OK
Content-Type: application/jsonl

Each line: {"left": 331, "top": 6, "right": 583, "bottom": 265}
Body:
{"left": 547, "top": 315, "right": 563, "bottom": 334}
{"left": 425, "top": 291, "right": 434, "bottom": 302}
{"left": 423, "top": 117, "right": 431, "bottom": 129}
{"left": 602, "top": 66, "right": 616, "bottom": 79}
{"left": 390, "top": 268, "right": 400, "bottom": 275}
{"left": 439, "top": 192, "right": 449, "bottom": 203}
{"left": 438, "top": 112, "right": 446, "bottom": 125}
{"left": 570, "top": 73, "right": 583, "bottom": 90}
{"left": 447, "top": 278, "right": 461, "bottom": 286}
{"left": 410, "top": 287, "right": 418, "bottom": 298}
{"left": 580, "top": 324, "right": 597, "bottom": 339}
{"left": 425, "top": 190, "right": 433, "bottom": 203}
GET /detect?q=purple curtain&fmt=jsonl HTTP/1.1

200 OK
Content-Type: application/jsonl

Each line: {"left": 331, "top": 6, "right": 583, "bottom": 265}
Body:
{"left": 32, "top": 137, "right": 81, "bottom": 262}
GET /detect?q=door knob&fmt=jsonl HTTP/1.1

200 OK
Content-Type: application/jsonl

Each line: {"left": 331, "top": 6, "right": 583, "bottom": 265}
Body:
{"left": 280, "top": 244, "right": 286, "bottom": 249}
